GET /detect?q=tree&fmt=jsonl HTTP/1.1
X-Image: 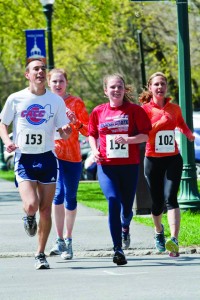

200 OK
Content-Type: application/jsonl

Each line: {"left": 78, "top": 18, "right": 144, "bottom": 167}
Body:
{"left": 0, "top": 0, "right": 200, "bottom": 111}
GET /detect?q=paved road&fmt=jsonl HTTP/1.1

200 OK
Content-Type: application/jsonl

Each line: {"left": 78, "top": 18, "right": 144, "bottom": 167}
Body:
{"left": 1, "top": 254, "right": 200, "bottom": 300}
{"left": 0, "top": 179, "right": 200, "bottom": 300}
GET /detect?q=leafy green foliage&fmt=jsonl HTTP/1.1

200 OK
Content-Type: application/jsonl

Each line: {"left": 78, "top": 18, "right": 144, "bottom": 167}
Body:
{"left": 0, "top": 1, "right": 200, "bottom": 111}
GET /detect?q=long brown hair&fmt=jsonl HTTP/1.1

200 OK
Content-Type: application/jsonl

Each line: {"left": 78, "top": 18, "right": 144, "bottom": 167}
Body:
{"left": 103, "top": 73, "right": 134, "bottom": 102}
{"left": 139, "top": 72, "right": 167, "bottom": 104}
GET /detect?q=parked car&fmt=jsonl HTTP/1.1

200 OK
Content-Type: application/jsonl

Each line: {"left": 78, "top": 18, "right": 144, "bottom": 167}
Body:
{"left": 175, "top": 111, "right": 200, "bottom": 178}
{"left": 79, "top": 134, "right": 91, "bottom": 162}
{"left": 79, "top": 134, "right": 99, "bottom": 180}
{"left": 83, "top": 150, "right": 97, "bottom": 180}
{"left": 193, "top": 112, "right": 200, "bottom": 177}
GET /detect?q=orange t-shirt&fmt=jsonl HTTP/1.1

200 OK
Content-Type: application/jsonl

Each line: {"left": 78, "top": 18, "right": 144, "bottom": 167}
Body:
{"left": 55, "top": 95, "right": 89, "bottom": 162}
{"left": 142, "top": 98, "right": 193, "bottom": 157}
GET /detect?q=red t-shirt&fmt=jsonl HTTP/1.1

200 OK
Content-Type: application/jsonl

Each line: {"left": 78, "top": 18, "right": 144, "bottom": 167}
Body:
{"left": 89, "top": 101, "right": 152, "bottom": 165}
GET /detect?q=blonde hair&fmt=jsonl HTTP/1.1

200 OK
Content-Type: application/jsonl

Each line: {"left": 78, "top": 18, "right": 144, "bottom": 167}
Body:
{"left": 103, "top": 73, "right": 134, "bottom": 103}
{"left": 47, "top": 68, "right": 68, "bottom": 83}
{"left": 139, "top": 72, "right": 167, "bottom": 104}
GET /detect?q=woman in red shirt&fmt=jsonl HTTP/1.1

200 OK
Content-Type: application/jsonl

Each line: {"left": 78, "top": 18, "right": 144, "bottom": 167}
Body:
{"left": 140, "top": 72, "right": 195, "bottom": 257}
{"left": 89, "top": 73, "right": 152, "bottom": 265}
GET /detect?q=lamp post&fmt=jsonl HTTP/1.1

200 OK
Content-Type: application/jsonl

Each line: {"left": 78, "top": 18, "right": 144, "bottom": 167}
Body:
{"left": 137, "top": 30, "right": 146, "bottom": 88}
{"left": 40, "top": 0, "right": 55, "bottom": 70}
{"left": 176, "top": 0, "right": 200, "bottom": 210}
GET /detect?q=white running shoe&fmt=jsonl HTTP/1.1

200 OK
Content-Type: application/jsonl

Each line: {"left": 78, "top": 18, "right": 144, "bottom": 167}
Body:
{"left": 61, "top": 238, "right": 73, "bottom": 260}
{"left": 35, "top": 253, "right": 50, "bottom": 270}
{"left": 49, "top": 238, "right": 67, "bottom": 256}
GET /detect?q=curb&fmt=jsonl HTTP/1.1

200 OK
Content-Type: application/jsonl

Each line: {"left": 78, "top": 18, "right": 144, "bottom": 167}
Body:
{"left": 1, "top": 247, "right": 200, "bottom": 258}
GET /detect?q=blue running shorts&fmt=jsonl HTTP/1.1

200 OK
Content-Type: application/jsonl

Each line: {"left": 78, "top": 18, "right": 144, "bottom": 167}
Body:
{"left": 15, "top": 151, "right": 59, "bottom": 185}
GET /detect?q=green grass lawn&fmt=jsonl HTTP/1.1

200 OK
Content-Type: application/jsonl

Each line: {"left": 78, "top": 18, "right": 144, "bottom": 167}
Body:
{"left": 77, "top": 181, "right": 200, "bottom": 247}
{"left": 0, "top": 170, "right": 15, "bottom": 181}
{"left": 1, "top": 170, "right": 200, "bottom": 246}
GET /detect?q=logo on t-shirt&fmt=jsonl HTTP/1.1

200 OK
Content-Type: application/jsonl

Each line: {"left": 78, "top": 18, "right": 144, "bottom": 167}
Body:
{"left": 21, "top": 104, "right": 54, "bottom": 125}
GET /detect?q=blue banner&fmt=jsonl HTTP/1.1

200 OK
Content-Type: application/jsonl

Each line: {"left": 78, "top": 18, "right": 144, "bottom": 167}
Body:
{"left": 25, "top": 29, "right": 46, "bottom": 64}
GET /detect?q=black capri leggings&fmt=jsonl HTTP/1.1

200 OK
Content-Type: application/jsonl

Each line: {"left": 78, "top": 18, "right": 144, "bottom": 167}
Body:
{"left": 144, "top": 154, "right": 183, "bottom": 216}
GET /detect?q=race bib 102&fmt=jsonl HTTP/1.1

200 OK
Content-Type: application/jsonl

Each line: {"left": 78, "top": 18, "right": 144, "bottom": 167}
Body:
{"left": 155, "top": 130, "right": 175, "bottom": 153}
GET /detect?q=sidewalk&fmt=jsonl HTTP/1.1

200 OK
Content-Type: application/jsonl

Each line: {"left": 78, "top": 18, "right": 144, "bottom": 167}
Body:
{"left": 0, "top": 178, "right": 155, "bottom": 257}
{"left": 1, "top": 178, "right": 199, "bottom": 257}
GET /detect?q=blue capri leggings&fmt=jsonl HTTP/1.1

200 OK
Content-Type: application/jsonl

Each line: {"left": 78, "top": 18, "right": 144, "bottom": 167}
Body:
{"left": 144, "top": 154, "right": 183, "bottom": 216}
{"left": 53, "top": 159, "right": 82, "bottom": 210}
{"left": 98, "top": 164, "right": 139, "bottom": 248}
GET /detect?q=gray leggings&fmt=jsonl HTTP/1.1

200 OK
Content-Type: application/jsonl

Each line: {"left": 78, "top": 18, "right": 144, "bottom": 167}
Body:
{"left": 144, "top": 154, "right": 183, "bottom": 216}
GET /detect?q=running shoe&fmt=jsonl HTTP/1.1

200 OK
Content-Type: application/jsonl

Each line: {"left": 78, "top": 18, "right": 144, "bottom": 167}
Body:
{"left": 22, "top": 215, "right": 37, "bottom": 237}
{"left": 113, "top": 246, "right": 127, "bottom": 266}
{"left": 61, "top": 238, "right": 73, "bottom": 260}
{"left": 122, "top": 227, "right": 131, "bottom": 250}
{"left": 35, "top": 253, "right": 50, "bottom": 270}
{"left": 166, "top": 237, "right": 179, "bottom": 257}
{"left": 49, "top": 238, "right": 67, "bottom": 256}
{"left": 169, "top": 252, "right": 180, "bottom": 258}
{"left": 154, "top": 224, "right": 166, "bottom": 252}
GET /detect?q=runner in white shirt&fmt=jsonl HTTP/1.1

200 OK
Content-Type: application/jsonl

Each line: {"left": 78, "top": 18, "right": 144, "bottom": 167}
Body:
{"left": 0, "top": 59, "right": 71, "bottom": 270}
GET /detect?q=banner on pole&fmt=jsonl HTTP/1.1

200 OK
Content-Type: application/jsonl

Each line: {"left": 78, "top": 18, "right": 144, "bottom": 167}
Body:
{"left": 25, "top": 29, "right": 46, "bottom": 64}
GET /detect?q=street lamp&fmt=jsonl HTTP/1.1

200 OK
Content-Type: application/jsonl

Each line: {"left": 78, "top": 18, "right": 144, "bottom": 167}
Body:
{"left": 137, "top": 30, "right": 146, "bottom": 88}
{"left": 176, "top": 0, "right": 200, "bottom": 210}
{"left": 40, "top": 0, "right": 55, "bottom": 70}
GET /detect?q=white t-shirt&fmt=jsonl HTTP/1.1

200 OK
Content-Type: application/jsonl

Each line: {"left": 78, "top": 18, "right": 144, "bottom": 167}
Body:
{"left": 0, "top": 88, "right": 70, "bottom": 154}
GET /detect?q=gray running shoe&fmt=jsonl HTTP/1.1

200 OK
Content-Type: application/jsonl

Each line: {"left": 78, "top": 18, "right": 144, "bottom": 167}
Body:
{"left": 49, "top": 238, "right": 67, "bottom": 256}
{"left": 22, "top": 215, "right": 37, "bottom": 237}
{"left": 61, "top": 238, "right": 73, "bottom": 260}
{"left": 154, "top": 224, "right": 166, "bottom": 252}
{"left": 35, "top": 253, "right": 50, "bottom": 270}
{"left": 122, "top": 232, "right": 131, "bottom": 250}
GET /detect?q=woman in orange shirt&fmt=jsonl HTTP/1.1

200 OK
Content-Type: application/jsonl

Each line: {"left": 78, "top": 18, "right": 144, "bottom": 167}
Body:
{"left": 48, "top": 69, "right": 89, "bottom": 259}
{"left": 140, "top": 72, "right": 195, "bottom": 257}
